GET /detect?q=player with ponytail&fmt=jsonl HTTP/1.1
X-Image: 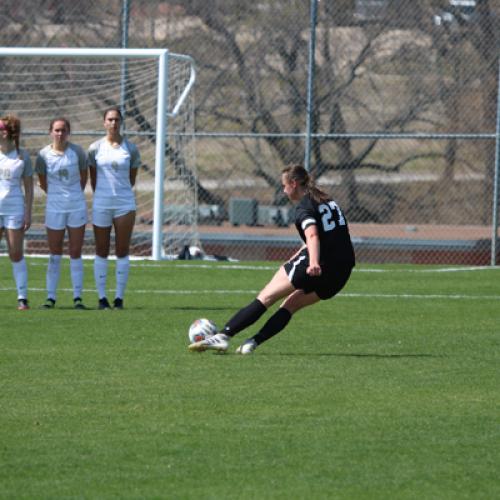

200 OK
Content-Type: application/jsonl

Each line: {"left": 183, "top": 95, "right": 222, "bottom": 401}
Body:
{"left": 189, "top": 164, "right": 355, "bottom": 354}
{"left": 0, "top": 115, "right": 33, "bottom": 310}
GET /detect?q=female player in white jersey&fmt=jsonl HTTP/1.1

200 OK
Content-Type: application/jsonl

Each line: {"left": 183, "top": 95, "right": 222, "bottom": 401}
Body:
{"left": 0, "top": 115, "right": 34, "bottom": 310}
{"left": 189, "top": 164, "right": 355, "bottom": 354}
{"left": 36, "top": 118, "right": 88, "bottom": 310}
{"left": 88, "top": 107, "right": 141, "bottom": 310}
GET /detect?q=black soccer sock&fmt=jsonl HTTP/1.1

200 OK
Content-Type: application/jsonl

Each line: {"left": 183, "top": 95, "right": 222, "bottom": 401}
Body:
{"left": 252, "top": 307, "right": 292, "bottom": 345}
{"left": 221, "top": 299, "right": 267, "bottom": 337}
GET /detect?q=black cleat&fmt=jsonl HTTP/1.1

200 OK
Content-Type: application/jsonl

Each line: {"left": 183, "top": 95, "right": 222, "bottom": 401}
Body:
{"left": 113, "top": 297, "right": 124, "bottom": 310}
{"left": 98, "top": 297, "right": 112, "bottom": 310}
{"left": 41, "top": 298, "right": 56, "bottom": 309}
{"left": 73, "top": 297, "right": 87, "bottom": 310}
{"left": 17, "top": 298, "right": 30, "bottom": 310}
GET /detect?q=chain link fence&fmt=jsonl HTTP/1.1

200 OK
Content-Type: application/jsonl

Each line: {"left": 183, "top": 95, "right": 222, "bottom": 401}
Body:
{"left": 1, "top": 0, "right": 499, "bottom": 264}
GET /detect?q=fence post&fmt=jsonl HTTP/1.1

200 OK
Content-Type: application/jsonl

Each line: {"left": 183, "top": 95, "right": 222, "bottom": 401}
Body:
{"left": 304, "top": 0, "right": 319, "bottom": 173}
{"left": 491, "top": 58, "right": 500, "bottom": 266}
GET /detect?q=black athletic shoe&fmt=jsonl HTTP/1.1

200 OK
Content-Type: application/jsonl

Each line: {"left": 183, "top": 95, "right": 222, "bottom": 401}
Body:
{"left": 98, "top": 297, "right": 112, "bottom": 310}
{"left": 17, "top": 298, "right": 30, "bottom": 311}
{"left": 41, "top": 298, "right": 56, "bottom": 309}
{"left": 113, "top": 297, "right": 124, "bottom": 310}
{"left": 73, "top": 297, "right": 87, "bottom": 310}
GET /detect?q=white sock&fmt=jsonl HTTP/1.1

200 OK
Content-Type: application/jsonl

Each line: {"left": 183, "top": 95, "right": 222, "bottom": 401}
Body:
{"left": 70, "top": 257, "right": 84, "bottom": 299}
{"left": 12, "top": 258, "right": 28, "bottom": 300}
{"left": 94, "top": 255, "right": 108, "bottom": 299}
{"left": 115, "top": 255, "right": 130, "bottom": 299}
{"left": 46, "top": 254, "right": 62, "bottom": 301}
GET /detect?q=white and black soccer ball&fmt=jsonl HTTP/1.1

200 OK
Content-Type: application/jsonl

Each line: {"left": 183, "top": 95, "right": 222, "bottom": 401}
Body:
{"left": 188, "top": 318, "right": 217, "bottom": 343}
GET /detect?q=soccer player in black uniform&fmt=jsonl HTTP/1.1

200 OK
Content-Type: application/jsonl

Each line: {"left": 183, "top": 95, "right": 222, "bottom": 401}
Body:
{"left": 189, "top": 164, "right": 355, "bottom": 354}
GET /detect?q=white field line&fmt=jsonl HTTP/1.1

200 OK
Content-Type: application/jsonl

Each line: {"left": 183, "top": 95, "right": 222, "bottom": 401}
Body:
{"left": 24, "top": 260, "right": 500, "bottom": 273}
{"left": 0, "top": 286, "right": 499, "bottom": 301}
{"left": 341, "top": 292, "right": 500, "bottom": 300}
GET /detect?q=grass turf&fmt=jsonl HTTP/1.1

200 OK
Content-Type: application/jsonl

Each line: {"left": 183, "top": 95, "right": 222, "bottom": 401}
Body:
{"left": 0, "top": 257, "right": 499, "bottom": 499}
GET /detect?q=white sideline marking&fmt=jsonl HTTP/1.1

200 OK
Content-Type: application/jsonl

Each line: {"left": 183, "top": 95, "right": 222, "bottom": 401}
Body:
{"left": 24, "top": 260, "right": 500, "bottom": 273}
{"left": 0, "top": 286, "right": 499, "bottom": 300}
{"left": 356, "top": 266, "right": 500, "bottom": 273}
{"left": 0, "top": 287, "right": 258, "bottom": 295}
{"left": 131, "top": 263, "right": 499, "bottom": 273}
{"left": 341, "top": 292, "right": 500, "bottom": 300}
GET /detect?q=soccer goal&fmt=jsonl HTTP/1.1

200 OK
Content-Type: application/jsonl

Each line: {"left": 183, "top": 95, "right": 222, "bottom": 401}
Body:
{"left": 0, "top": 47, "right": 197, "bottom": 260}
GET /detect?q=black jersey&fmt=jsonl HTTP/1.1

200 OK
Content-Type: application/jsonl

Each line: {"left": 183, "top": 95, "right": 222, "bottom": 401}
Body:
{"left": 294, "top": 194, "right": 355, "bottom": 266}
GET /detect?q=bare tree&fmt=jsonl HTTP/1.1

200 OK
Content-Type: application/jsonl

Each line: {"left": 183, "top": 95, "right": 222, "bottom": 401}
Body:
{"left": 155, "top": 0, "right": 496, "bottom": 222}
{"left": 2, "top": 0, "right": 498, "bottom": 223}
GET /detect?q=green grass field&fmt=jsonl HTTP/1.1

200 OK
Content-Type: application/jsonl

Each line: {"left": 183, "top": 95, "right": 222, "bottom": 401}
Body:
{"left": 1, "top": 257, "right": 499, "bottom": 499}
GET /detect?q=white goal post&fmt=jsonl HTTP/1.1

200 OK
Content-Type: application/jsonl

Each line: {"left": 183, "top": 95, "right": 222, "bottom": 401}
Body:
{"left": 0, "top": 47, "right": 196, "bottom": 260}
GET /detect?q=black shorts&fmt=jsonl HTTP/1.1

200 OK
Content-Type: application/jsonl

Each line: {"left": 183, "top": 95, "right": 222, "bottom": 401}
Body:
{"left": 283, "top": 248, "right": 353, "bottom": 300}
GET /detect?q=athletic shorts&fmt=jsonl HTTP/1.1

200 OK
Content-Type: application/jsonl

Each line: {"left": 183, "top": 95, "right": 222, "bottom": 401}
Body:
{"left": 46, "top": 208, "right": 87, "bottom": 230}
{"left": 284, "top": 247, "right": 353, "bottom": 300}
{"left": 0, "top": 213, "right": 24, "bottom": 230}
{"left": 92, "top": 207, "right": 135, "bottom": 228}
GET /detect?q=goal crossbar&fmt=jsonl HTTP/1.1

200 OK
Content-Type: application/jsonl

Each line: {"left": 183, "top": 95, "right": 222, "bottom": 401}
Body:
{"left": 0, "top": 47, "right": 196, "bottom": 260}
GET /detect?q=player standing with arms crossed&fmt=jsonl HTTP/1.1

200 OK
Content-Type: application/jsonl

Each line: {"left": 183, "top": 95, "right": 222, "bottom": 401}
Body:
{"left": 189, "top": 164, "right": 355, "bottom": 354}
{"left": 36, "top": 118, "right": 88, "bottom": 309}
{"left": 88, "top": 107, "right": 141, "bottom": 310}
{"left": 0, "top": 115, "right": 33, "bottom": 310}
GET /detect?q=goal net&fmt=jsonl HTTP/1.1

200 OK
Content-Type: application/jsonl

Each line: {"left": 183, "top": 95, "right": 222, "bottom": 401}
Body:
{"left": 0, "top": 47, "right": 197, "bottom": 260}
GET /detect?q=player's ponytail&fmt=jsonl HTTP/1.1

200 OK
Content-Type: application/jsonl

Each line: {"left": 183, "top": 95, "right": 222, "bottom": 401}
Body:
{"left": 282, "top": 164, "right": 330, "bottom": 203}
{"left": 0, "top": 114, "right": 21, "bottom": 153}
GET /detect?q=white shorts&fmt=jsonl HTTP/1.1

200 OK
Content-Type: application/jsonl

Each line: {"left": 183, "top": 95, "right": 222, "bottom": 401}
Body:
{"left": 0, "top": 213, "right": 24, "bottom": 230}
{"left": 92, "top": 207, "right": 135, "bottom": 228}
{"left": 45, "top": 209, "right": 88, "bottom": 230}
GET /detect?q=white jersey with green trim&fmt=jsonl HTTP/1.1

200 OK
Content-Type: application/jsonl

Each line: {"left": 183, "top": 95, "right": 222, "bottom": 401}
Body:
{"left": 36, "top": 143, "right": 87, "bottom": 213}
{"left": 88, "top": 138, "right": 141, "bottom": 210}
{"left": 0, "top": 148, "right": 32, "bottom": 215}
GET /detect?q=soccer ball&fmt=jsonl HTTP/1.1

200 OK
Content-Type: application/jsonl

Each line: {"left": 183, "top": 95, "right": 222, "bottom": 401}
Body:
{"left": 188, "top": 318, "right": 217, "bottom": 343}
